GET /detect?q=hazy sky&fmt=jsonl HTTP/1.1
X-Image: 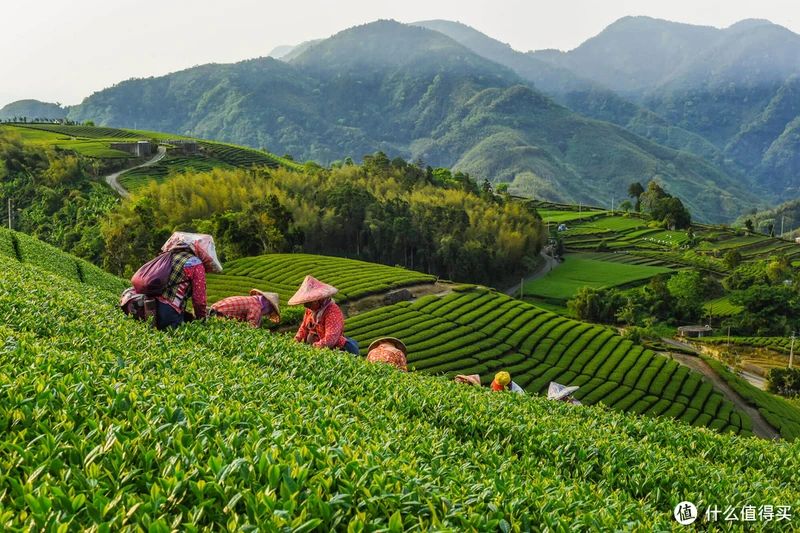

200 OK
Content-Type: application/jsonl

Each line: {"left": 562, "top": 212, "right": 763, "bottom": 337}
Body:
{"left": 1, "top": 0, "right": 798, "bottom": 108}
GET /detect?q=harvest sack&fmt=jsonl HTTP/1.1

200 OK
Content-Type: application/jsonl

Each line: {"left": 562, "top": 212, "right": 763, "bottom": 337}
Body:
{"left": 161, "top": 232, "right": 222, "bottom": 273}
{"left": 120, "top": 287, "right": 147, "bottom": 319}
{"left": 131, "top": 252, "right": 174, "bottom": 296}
{"left": 120, "top": 287, "right": 158, "bottom": 326}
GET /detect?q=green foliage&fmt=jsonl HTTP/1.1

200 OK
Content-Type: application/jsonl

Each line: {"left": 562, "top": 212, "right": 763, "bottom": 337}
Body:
{"left": 702, "top": 356, "right": 800, "bottom": 441}
{"left": 58, "top": 21, "right": 762, "bottom": 224}
{"left": 767, "top": 367, "right": 800, "bottom": 397}
{"left": 5, "top": 255, "right": 795, "bottom": 529}
{"left": 526, "top": 255, "right": 673, "bottom": 301}
{"left": 104, "top": 164, "right": 545, "bottom": 284}
{"left": 206, "top": 254, "right": 436, "bottom": 307}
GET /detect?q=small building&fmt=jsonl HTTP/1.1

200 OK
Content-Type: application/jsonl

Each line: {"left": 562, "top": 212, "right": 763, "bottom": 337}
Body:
{"left": 163, "top": 140, "right": 199, "bottom": 154}
{"left": 678, "top": 325, "right": 713, "bottom": 338}
{"left": 110, "top": 140, "right": 152, "bottom": 157}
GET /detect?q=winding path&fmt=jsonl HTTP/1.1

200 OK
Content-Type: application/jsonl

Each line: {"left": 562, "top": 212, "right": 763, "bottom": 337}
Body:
{"left": 104, "top": 146, "right": 166, "bottom": 198}
{"left": 661, "top": 338, "right": 779, "bottom": 441}
{"left": 504, "top": 251, "right": 560, "bottom": 297}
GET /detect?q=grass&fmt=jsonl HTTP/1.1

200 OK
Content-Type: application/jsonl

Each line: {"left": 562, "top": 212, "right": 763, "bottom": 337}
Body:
{"left": 522, "top": 255, "right": 674, "bottom": 301}
{"left": 1, "top": 255, "right": 797, "bottom": 529}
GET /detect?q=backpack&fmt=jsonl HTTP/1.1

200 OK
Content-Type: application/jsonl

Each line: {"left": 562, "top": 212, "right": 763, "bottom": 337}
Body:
{"left": 131, "top": 252, "right": 175, "bottom": 296}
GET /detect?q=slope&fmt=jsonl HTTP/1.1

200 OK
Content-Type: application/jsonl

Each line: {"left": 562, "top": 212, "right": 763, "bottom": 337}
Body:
{"left": 66, "top": 20, "right": 761, "bottom": 223}
{"left": 0, "top": 99, "right": 69, "bottom": 120}
{"left": 0, "top": 245, "right": 798, "bottom": 530}
{"left": 414, "top": 19, "right": 724, "bottom": 162}
{"left": 530, "top": 16, "right": 723, "bottom": 96}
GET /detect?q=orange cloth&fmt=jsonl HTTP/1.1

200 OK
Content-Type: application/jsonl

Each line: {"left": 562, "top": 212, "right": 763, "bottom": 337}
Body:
{"left": 366, "top": 342, "right": 408, "bottom": 372}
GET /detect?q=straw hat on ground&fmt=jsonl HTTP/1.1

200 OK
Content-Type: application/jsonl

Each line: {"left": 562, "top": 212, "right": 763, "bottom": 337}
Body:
{"left": 288, "top": 276, "right": 338, "bottom": 306}
{"left": 249, "top": 289, "right": 281, "bottom": 322}
{"left": 367, "top": 337, "right": 408, "bottom": 355}
{"left": 547, "top": 382, "right": 580, "bottom": 401}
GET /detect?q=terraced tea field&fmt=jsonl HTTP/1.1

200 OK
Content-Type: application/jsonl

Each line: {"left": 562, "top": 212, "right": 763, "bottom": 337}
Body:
{"left": 701, "top": 336, "right": 796, "bottom": 355}
{"left": 345, "top": 288, "right": 755, "bottom": 437}
{"left": 206, "top": 254, "right": 437, "bottom": 306}
{"left": 0, "top": 228, "right": 129, "bottom": 295}
{"left": 3, "top": 124, "right": 302, "bottom": 171}
{"left": 522, "top": 254, "right": 674, "bottom": 301}
{"left": 118, "top": 155, "right": 237, "bottom": 190}
{"left": 704, "top": 295, "right": 745, "bottom": 317}
{"left": 2, "top": 254, "right": 797, "bottom": 529}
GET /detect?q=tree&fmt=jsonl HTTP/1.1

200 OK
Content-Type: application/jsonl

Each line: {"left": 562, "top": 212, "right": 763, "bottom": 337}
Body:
{"left": 568, "top": 287, "right": 623, "bottom": 323}
{"left": 744, "top": 219, "right": 754, "bottom": 233}
{"left": 85, "top": 120, "right": 95, "bottom": 127}
{"left": 667, "top": 270, "right": 705, "bottom": 321}
{"left": 628, "top": 182, "right": 645, "bottom": 212}
{"left": 496, "top": 183, "right": 510, "bottom": 194}
{"left": 618, "top": 199, "right": 633, "bottom": 212}
{"left": 723, "top": 249, "right": 743, "bottom": 270}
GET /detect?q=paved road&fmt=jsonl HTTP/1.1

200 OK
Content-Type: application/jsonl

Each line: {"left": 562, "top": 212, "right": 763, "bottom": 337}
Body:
{"left": 662, "top": 338, "right": 779, "bottom": 441}
{"left": 104, "top": 146, "right": 166, "bottom": 198}
{"left": 505, "top": 251, "right": 560, "bottom": 297}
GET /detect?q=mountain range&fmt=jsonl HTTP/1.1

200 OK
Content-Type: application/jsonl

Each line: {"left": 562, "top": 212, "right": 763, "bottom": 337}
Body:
{"left": 3, "top": 16, "right": 799, "bottom": 222}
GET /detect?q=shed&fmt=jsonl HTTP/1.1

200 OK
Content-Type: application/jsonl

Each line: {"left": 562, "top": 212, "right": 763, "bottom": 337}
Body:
{"left": 677, "top": 325, "right": 713, "bottom": 338}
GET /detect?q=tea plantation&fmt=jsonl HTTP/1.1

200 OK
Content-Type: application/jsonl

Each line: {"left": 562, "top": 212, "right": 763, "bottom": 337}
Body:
{"left": 0, "top": 227, "right": 128, "bottom": 295}
{"left": 3, "top": 124, "right": 303, "bottom": 172}
{"left": 206, "top": 254, "right": 437, "bottom": 307}
{"left": 1, "top": 252, "right": 798, "bottom": 530}
{"left": 345, "top": 289, "right": 758, "bottom": 437}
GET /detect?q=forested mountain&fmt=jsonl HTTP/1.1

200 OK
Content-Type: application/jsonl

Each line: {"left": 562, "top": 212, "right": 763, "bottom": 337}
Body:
{"left": 531, "top": 16, "right": 800, "bottom": 200}
{"left": 65, "top": 20, "right": 762, "bottom": 222}
{"left": 0, "top": 99, "right": 68, "bottom": 120}
{"left": 413, "top": 19, "right": 724, "bottom": 163}
{"left": 268, "top": 39, "right": 324, "bottom": 61}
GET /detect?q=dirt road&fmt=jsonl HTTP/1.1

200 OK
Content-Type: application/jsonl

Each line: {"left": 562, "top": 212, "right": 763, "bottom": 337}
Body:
{"left": 105, "top": 146, "right": 166, "bottom": 198}
{"left": 505, "top": 252, "right": 560, "bottom": 297}
{"left": 662, "top": 339, "right": 779, "bottom": 440}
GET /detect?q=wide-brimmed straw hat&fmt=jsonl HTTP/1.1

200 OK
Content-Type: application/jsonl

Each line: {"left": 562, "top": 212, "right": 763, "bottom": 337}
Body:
{"left": 547, "top": 382, "right": 580, "bottom": 401}
{"left": 288, "top": 276, "right": 338, "bottom": 306}
{"left": 368, "top": 337, "right": 408, "bottom": 356}
{"left": 250, "top": 289, "right": 281, "bottom": 322}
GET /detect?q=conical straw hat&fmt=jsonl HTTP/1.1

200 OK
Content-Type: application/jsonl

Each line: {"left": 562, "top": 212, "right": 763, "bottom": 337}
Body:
{"left": 288, "top": 275, "right": 338, "bottom": 306}
{"left": 250, "top": 289, "right": 281, "bottom": 322}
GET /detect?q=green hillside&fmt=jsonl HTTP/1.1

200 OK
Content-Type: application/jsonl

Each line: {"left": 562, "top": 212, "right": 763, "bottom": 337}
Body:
{"left": 0, "top": 227, "right": 128, "bottom": 295}
{"left": 413, "top": 19, "right": 726, "bottom": 164}
{"left": 1, "top": 236, "right": 798, "bottom": 529}
{"left": 344, "top": 287, "right": 762, "bottom": 437}
{"left": 207, "top": 254, "right": 437, "bottom": 306}
{"left": 531, "top": 16, "right": 800, "bottom": 200}
{"left": 4, "top": 123, "right": 302, "bottom": 172}
{"left": 60, "top": 21, "right": 762, "bottom": 223}
{"left": 0, "top": 99, "right": 68, "bottom": 120}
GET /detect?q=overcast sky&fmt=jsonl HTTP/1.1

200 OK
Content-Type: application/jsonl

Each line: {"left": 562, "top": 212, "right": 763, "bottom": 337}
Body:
{"left": 1, "top": 0, "right": 798, "bottom": 108}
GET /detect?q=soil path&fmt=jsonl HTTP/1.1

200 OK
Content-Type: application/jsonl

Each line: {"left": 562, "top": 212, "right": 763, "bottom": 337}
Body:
{"left": 104, "top": 146, "right": 167, "bottom": 198}
{"left": 662, "top": 339, "right": 779, "bottom": 441}
{"left": 504, "top": 251, "right": 560, "bottom": 297}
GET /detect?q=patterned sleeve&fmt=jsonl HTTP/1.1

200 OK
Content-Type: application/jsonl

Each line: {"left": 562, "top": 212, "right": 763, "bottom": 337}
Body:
{"left": 246, "top": 300, "right": 262, "bottom": 328}
{"left": 294, "top": 310, "right": 310, "bottom": 342}
{"left": 185, "top": 264, "right": 207, "bottom": 317}
{"left": 314, "top": 305, "right": 344, "bottom": 348}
